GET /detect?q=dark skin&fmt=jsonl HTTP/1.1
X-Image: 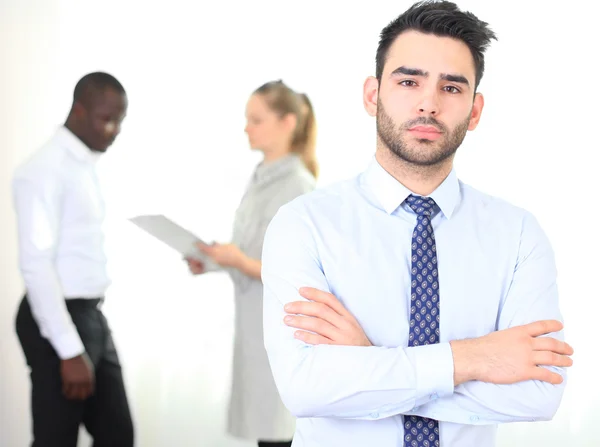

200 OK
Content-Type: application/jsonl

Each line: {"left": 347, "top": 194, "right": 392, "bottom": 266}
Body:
{"left": 60, "top": 86, "right": 127, "bottom": 400}
{"left": 65, "top": 86, "right": 128, "bottom": 153}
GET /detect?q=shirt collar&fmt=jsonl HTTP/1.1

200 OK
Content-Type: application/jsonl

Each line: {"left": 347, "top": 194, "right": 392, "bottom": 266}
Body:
{"left": 254, "top": 154, "right": 302, "bottom": 185}
{"left": 54, "top": 126, "right": 102, "bottom": 164}
{"left": 363, "top": 156, "right": 460, "bottom": 219}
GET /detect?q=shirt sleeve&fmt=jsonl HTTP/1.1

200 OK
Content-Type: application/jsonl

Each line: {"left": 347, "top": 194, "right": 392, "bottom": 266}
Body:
{"left": 265, "top": 174, "right": 314, "bottom": 231}
{"left": 407, "top": 212, "right": 567, "bottom": 424}
{"left": 13, "top": 175, "right": 85, "bottom": 360}
{"left": 262, "top": 204, "right": 455, "bottom": 419}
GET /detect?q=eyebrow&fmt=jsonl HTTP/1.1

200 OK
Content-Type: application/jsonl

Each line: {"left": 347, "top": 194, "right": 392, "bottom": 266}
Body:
{"left": 390, "top": 66, "right": 470, "bottom": 87}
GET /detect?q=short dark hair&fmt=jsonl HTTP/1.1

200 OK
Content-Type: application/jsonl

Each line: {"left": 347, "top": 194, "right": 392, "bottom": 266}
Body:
{"left": 376, "top": 1, "right": 497, "bottom": 90}
{"left": 73, "top": 72, "right": 126, "bottom": 104}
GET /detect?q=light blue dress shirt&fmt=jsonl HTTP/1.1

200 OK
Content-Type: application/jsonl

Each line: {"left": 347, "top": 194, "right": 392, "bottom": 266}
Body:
{"left": 262, "top": 157, "right": 567, "bottom": 447}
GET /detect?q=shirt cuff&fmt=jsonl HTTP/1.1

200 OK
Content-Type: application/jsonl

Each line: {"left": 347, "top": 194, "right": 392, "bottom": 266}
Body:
{"left": 406, "top": 342, "right": 455, "bottom": 406}
{"left": 50, "top": 329, "right": 86, "bottom": 360}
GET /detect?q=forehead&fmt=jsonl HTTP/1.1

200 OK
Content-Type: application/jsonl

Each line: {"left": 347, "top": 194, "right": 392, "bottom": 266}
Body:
{"left": 87, "top": 87, "right": 127, "bottom": 112}
{"left": 246, "top": 94, "right": 272, "bottom": 115}
{"left": 383, "top": 30, "right": 476, "bottom": 84}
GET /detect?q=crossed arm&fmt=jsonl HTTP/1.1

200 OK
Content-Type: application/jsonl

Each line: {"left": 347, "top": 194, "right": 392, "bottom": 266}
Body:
{"left": 262, "top": 207, "right": 573, "bottom": 424}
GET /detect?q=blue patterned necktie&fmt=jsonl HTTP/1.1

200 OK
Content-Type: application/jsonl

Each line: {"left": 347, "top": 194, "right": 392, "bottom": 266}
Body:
{"left": 404, "top": 195, "right": 440, "bottom": 447}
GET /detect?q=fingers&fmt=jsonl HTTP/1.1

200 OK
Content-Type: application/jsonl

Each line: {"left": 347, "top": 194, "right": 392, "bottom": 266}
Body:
{"left": 532, "top": 351, "right": 573, "bottom": 368}
{"left": 77, "top": 381, "right": 94, "bottom": 400}
{"left": 191, "top": 264, "right": 205, "bottom": 274}
{"left": 198, "top": 245, "right": 211, "bottom": 254}
{"left": 524, "top": 320, "right": 563, "bottom": 337}
{"left": 85, "top": 379, "right": 95, "bottom": 399}
{"left": 292, "top": 330, "right": 333, "bottom": 345}
{"left": 197, "top": 241, "right": 218, "bottom": 252}
{"left": 76, "top": 383, "right": 88, "bottom": 400}
{"left": 186, "top": 258, "right": 205, "bottom": 274}
{"left": 530, "top": 366, "right": 565, "bottom": 385}
{"left": 298, "top": 287, "right": 349, "bottom": 317}
{"left": 63, "top": 380, "right": 94, "bottom": 400}
{"left": 63, "top": 381, "right": 75, "bottom": 399}
{"left": 284, "top": 315, "right": 339, "bottom": 340}
{"left": 284, "top": 301, "right": 346, "bottom": 329}
{"left": 532, "top": 337, "right": 574, "bottom": 356}
{"left": 196, "top": 242, "right": 213, "bottom": 254}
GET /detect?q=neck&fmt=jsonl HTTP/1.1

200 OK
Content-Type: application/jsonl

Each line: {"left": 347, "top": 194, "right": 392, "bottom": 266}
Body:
{"left": 64, "top": 119, "right": 93, "bottom": 151}
{"left": 262, "top": 145, "right": 291, "bottom": 163}
{"left": 375, "top": 141, "right": 453, "bottom": 196}
{"left": 64, "top": 119, "right": 78, "bottom": 138}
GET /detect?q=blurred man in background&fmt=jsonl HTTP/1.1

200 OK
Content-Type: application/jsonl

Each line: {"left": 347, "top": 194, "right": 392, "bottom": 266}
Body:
{"left": 12, "top": 72, "right": 133, "bottom": 447}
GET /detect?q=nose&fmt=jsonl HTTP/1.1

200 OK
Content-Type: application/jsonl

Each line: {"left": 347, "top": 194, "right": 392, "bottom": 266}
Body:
{"left": 416, "top": 89, "right": 440, "bottom": 116}
{"left": 105, "top": 121, "right": 121, "bottom": 138}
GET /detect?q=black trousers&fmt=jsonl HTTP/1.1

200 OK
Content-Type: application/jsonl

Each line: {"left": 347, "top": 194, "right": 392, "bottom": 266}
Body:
{"left": 16, "top": 296, "right": 134, "bottom": 447}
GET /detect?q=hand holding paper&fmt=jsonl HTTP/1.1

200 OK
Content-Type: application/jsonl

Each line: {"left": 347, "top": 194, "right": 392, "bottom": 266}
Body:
{"left": 128, "top": 214, "right": 219, "bottom": 272}
{"left": 198, "top": 242, "right": 248, "bottom": 269}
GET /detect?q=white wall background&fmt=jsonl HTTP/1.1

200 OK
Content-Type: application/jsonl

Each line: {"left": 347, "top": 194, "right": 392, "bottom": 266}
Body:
{"left": 1, "top": 1, "right": 598, "bottom": 446}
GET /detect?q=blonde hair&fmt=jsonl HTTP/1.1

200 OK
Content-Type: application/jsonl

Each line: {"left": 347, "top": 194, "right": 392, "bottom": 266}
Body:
{"left": 254, "top": 80, "right": 319, "bottom": 178}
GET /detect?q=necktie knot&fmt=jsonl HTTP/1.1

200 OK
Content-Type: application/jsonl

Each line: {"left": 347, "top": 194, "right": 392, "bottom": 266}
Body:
{"left": 406, "top": 195, "right": 437, "bottom": 217}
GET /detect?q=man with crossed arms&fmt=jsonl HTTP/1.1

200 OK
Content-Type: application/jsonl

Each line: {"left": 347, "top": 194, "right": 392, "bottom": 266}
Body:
{"left": 260, "top": 1, "right": 573, "bottom": 446}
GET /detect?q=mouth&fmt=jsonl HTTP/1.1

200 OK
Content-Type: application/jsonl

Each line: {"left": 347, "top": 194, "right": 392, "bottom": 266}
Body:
{"left": 97, "top": 140, "right": 114, "bottom": 151}
{"left": 408, "top": 125, "right": 442, "bottom": 140}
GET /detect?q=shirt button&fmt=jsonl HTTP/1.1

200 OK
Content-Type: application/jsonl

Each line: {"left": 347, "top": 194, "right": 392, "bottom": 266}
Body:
{"left": 470, "top": 415, "right": 479, "bottom": 422}
{"left": 370, "top": 412, "right": 379, "bottom": 418}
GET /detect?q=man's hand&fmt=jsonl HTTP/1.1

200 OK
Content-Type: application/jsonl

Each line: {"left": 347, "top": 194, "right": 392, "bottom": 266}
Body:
{"left": 284, "top": 289, "right": 574, "bottom": 386}
{"left": 61, "top": 353, "right": 95, "bottom": 400}
{"left": 451, "top": 320, "right": 574, "bottom": 386}
{"left": 283, "top": 287, "right": 372, "bottom": 347}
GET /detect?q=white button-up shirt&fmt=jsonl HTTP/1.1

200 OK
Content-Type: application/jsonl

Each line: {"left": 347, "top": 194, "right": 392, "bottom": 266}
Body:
{"left": 262, "top": 157, "right": 567, "bottom": 446}
{"left": 13, "top": 126, "right": 110, "bottom": 359}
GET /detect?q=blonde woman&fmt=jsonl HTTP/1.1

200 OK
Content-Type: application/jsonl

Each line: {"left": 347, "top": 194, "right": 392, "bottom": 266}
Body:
{"left": 188, "top": 80, "right": 318, "bottom": 447}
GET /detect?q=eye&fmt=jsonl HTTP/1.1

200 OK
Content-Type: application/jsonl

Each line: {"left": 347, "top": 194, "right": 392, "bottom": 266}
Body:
{"left": 98, "top": 115, "right": 112, "bottom": 123}
{"left": 399, "top": 80, "right": 417, "bottom": 87}
{"left": 443, "top": 86, "right": 461, "bottom": 94}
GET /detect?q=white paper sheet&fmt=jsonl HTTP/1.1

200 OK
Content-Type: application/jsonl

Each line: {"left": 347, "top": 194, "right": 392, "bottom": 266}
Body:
{"left": 128, "top": 214, "right": 219, "bottom": 271}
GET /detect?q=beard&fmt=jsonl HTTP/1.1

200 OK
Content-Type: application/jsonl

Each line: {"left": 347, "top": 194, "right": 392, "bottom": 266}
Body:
{"left": 376, "top": 99, "right": 471, "bottom": 167}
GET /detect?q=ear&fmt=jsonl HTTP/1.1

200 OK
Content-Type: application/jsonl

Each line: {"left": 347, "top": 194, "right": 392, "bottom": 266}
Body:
{"left": 468, "top": 93, "right": 485, "bottom": 131}
{"left": 363, "top": 76, "right": 379, "bottom": 117}
{"left": 71, "top": 101, "right": 87, "bottom": 121}
{"left": 282, "top": 112, "right": 298, "bottom": 132}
